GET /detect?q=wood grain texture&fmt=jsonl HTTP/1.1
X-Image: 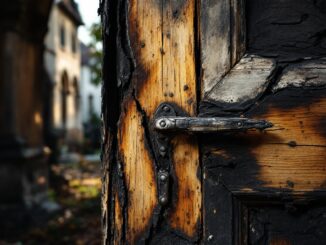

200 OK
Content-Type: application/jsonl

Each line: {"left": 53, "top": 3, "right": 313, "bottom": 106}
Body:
{"left": 201, "top": 0, "right": 247, "bottom": 96}
{"left": 161, "top": 2, "right": 200, "bottom": 238}
{"left": 231, "top": 0, "right": 246, "bottom": 66}
{"left": 170, "top": 135, "right": 200, "bottom": 239}
{"left": 272, "top": 59, "right": 326, "bottom": 92}
{"left": 113, "top": 193, "right": 123, "bottom": 244}
{"left": 118, "top": 99, "right": 158, "bottom": 243}
{"left": 201, "top": 0, "right": 231, "bottom": 96}
{"left": 203, "top": 88, "right": 326, "bottom": 193}
{"left": 205, "top": 55, "right": 276, "bottom": 106}
{"left": 248, "top": 89, "right": 326, "bottom": 191}
{"left": 115, "top": 0, "right": 200, "bottom": 242}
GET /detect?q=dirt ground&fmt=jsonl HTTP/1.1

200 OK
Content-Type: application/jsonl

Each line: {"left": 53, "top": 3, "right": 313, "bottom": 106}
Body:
{"left": 1, "top": 160, "right": 102, "bottom": 245}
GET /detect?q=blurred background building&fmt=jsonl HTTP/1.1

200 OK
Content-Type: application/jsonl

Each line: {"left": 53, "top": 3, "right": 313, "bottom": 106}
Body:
{"left": 44, "top": 0, "right": 84, "bottom": 164}
{"left": 0, "top": 0, "right": 54, "bottom": 233}
{"left": 80, "top": 43, "right": 101, "bottom": 125}
{"left": 45, "top": 0, "right": 84, "bottom": 149}
{"left": 0, "top": 0, "right": 102, "bottom": 242}
{"left": 44, "top": 0, "right": 101, "bottom": 161}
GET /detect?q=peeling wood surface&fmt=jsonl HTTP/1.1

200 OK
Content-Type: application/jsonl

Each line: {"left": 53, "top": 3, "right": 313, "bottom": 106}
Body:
{"left": 170, "top": 136, "right": 201, "bottom": 239}
{"left": 203, "top": 88, "right": 326, "bottom": 193}
{"left": 205, "top": 55, "right": 276, "bottom": 107}
{"left": 247, "top": 89, "right": 326, "bottom": 191}
{"left": 201, "top": 0, "right": 246, "bottom": 97}
{"left": 200, "top": 0, "right": 231, "bottom": 96}
{"left": 247, "top": 89, "right": 326, "bottom": 147}
{"left": 102, "top": 0, "right": 201, "bottom": 243}
{"left": 230, "top": 0, "right": 246, "bottom": 66}
{"left": 118, "top": 99, "right": 158, "bottom": 243}
{"left": 102, "top": 0, "right": 326, "bottom": 243}
{"left": 199, "top": 1, "right": 326, "bottom": 244}
{"left": 272, "top": 59, "right": 326, "bottom": 92}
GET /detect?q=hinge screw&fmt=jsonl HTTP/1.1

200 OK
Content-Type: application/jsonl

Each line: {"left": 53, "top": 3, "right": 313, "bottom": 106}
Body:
{"left": 163, "top": 105, "right": 170, "bottom": 112}
{"left": 160, "top": 146, "right": 167, "bottom": 152}
{"left": 159, "top": 146, "right": 167, "bottom": 157}
{"left": 159, "top": 173, "right": 168, "bottom": 181}
{"left": 159, "top": 120, "right": 167, "bottom": 128}
{"left": 207, "top": 235, "right": 214, "bottom": 241}
{"left": 159, "top": 196, "right": 167, "bottom": 205}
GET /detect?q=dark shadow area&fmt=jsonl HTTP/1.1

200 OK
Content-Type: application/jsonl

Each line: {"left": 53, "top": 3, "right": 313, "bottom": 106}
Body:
{"left": 0, "top": 0, "right": 102, "bottom": 243}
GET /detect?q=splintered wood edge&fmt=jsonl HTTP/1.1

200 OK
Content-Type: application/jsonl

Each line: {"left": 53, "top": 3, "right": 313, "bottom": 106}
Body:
{"left": 204, "top": 55, "right": 276, "bottom": 104}
{"left": 117, "top": 0, "right": 201, "bottom": 243}
{"left": 201, "top": 0, "right": 246, "bottom": 97}
{"left": 272, "top": 59, "right": 326, "bottom": 92}
{"left": 200, "top": 0, "right": 231, "bottom": 95}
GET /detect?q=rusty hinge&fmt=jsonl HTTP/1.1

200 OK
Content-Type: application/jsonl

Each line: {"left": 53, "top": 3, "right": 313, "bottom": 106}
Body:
{"left": 151, "top": 102, "right": 273, "bottom": 206}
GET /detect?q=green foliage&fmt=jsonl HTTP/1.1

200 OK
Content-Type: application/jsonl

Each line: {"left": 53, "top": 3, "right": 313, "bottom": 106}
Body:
{"left": 88, "top": 23, "right": 102, "bottom": 86}
{"left": 89, "top": 112, "right": 101, "bottom": 125}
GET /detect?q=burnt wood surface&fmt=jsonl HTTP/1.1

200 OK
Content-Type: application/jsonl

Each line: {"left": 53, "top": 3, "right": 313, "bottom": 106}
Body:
{"left": 247, "top": 0, "right": 326, "bottom": 61}
{"left": 102, "top": 0, "right": 326, "bottom": 244}
{"left": 100, "top": 0, "right": 200, "bottom": 243}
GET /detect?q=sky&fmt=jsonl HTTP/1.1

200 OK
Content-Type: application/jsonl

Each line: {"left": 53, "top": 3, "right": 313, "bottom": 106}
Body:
{"left": 75, "top": 0, "right": 100, "bottom": 44}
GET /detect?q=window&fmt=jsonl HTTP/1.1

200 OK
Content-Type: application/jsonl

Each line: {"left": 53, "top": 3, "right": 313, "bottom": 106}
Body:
{"left": 88, "top": 94, "right": 94, "bottom": 116}
{"left": 60, "top": 25, "right": 66, "bottom": 48}
{"left": 71, "top": 32, "right": 77, "bottom": 53}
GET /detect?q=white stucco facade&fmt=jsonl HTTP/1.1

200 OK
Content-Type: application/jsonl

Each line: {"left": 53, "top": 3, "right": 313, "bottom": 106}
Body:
{"left": 80, "top": 45, "right": 101, "bottom": 123}
{"left": 45, "top": 0, "right": 83, "bottom": 144}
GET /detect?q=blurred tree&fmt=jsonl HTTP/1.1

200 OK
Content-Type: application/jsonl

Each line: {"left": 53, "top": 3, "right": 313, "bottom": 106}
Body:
{"left": 88, "top": 23, "right": 102, "bottom": 86}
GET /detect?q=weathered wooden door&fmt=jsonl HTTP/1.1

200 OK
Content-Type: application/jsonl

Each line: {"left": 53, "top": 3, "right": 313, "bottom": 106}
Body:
{"left": 100, "top": 0, "right": 326, "bottom": 244}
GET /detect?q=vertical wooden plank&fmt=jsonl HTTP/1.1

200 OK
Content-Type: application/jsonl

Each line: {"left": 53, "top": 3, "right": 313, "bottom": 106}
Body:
{"left": 118, "top": 99, "right": 158, "bottom": 243}
{"left": 113, "top": 193, "right": 123, "bottom": 243}
{"left": 107, "top": 0, "right": 201, "bottom": 243}
{"left": 231, "top": 0, "right": 246, "bottom": 66}
{"left": 121, "top": 1, "right": 162, "bottom": 243}
{"left": 161, "top": 0, "right": 201, "bottom": 239}
{"left": 201, "top": 0, "right": 231, "bottom": 96}
{"left": 203, "top": 164, "right": 233, "bottom": 245}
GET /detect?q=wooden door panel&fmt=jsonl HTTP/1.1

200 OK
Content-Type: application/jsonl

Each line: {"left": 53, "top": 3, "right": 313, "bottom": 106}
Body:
{"left": 248, "top": 206, "right": 326, "bottom": 245}
{"left": 203, "top": 86, "right": 326, "bottom": 244}
{"left": 201, "top": 0, "right": 326, "bottom": 244}
{"left": 101, "top": 0, "right": 201, "bottom": 243}
{"left": 203, "top": 88, "right": 326, "bottom": 193}
{"left": 102, "top": 0, "right": 326, "bottom": 243}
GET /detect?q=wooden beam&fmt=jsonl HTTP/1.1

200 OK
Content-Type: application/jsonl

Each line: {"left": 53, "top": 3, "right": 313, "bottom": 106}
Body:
{"left": 102, "top": 0, "right": 201, "bottom": 243}
{"left": 205, "top": 55, "right": 276, "bottom": 109}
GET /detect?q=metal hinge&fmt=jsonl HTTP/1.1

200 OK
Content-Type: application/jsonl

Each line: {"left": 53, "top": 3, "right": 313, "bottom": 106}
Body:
{"left": 151, "top": 102, "right": 273, "bottom": 206}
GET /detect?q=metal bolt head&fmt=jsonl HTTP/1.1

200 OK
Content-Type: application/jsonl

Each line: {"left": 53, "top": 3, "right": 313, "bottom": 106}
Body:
{"left": 159, "top": 146, "right": 167, "bottom": 152}
{"left": 159, "top": 173, "right": 168, "bottom": 181}
{"left": 159, "top": 196, "right": 167, "bottom": 205}
{"left": 159, "top": 120, "right": 167, "bottom": 128}
{"left": 207, "top": 235, "right": 214, "bottom": 241}
{"left": 163, "top": 106, "right": 170, "bottom": 112}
